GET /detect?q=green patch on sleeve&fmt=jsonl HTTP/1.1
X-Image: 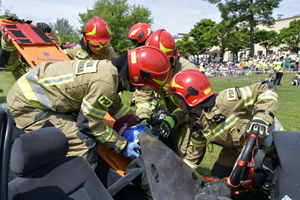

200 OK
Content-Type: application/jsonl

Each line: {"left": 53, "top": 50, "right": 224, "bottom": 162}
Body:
{"left": 98, "top": 94, "right": 113, "bottom": 108}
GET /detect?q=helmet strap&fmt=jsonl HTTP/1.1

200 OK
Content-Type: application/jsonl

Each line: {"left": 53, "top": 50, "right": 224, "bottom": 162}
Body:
{"left": 185, "top": 112, "right": 190, "bottom": 128}
{"left": 184, "top": 103, "right": 194, "bottom": 128}
{"left": 123, "top": 79, "right": 132, "bottom": 91}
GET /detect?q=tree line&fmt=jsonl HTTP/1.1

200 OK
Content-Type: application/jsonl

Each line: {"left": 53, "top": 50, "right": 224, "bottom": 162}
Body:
{"left": 1, "top": 0, "right": 299, "bottom": 59}
{"left": 176, "top": 17, "right": 300, "bottom": 59}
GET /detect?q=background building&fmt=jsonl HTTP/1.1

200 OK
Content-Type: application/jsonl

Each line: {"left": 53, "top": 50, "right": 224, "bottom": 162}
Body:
{"left": 175, "top": 15, "right": 300, "bottom": 63}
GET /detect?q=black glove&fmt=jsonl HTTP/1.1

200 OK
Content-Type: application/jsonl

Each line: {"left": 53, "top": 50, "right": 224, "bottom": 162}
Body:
{"left": 130, "top": 96, "right": 135, "bottom": 107}
{"left": 245, "top": 118, "right": 271, "bottom": 140}
{"left": 139, "top": 117, "right": 153, "bottom": 130}
{"left": 37, "top": 22, "right": 52, "bottom": 33}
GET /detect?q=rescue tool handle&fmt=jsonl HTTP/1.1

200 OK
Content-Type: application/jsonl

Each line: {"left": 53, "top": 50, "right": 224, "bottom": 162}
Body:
{"left": 229, "top": 134, "right": 256, "bottom": 185}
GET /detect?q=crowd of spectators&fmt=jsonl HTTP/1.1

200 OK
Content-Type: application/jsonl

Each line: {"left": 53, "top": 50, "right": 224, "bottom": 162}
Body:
{"left": 188, "top": 52, "right": 300, "bottom": 83}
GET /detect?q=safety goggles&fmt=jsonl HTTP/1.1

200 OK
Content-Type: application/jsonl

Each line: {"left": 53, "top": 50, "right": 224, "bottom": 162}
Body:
{"left": 169, "top": 93, "right": 186, "bottom": 109}
{"left": 88, "top": 40, "right": 110, "bottom": 50}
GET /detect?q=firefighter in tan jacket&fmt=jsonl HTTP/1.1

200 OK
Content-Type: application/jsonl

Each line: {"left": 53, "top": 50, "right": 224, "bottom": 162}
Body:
{"left": 64, "top": 17, "right": 118, "bottom": 61}
{"left": 0, "top": 22, "right": 61, "bottom": 81}
{"left": 134, "top": 29, "right": 199, "bottom": 157}
{"left": 6, "top": 46, "right": 171, "bottom": 169}
{"left": 164, "top": 69, "right": 282, "bottom": 178}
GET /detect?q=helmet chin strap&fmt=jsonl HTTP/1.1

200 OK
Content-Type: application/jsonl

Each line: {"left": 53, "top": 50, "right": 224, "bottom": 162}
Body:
{"left": 185, "top": 103, "right": 193, "bottom": 128}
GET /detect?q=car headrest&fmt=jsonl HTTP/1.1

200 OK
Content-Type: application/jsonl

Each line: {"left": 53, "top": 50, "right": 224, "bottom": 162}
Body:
{"left": 10, "top": 127, "right": 69, "bottom": 176}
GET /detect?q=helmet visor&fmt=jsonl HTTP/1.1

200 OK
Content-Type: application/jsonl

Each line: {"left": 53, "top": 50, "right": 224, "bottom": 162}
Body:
{"left": 88, "top": 40, "right": 110, "bottom": 51}
{"left": 169, "top": 93, "right": 187, "bottom": 111}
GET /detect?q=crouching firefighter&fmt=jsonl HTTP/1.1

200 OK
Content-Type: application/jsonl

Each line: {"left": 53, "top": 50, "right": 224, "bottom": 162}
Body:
{"left": 6, "top": 46, "right": 171, "bottom": 169}
{"left": 156, "top": 69, "right": 282, "bottom": 178}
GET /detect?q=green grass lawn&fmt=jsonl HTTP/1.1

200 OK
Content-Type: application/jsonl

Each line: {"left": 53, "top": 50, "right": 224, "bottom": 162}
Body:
{"left": 1, "top": 70, "right": 300, "bottom": 177}
{"left": 0, "top": 71, "right": 14, "bottom": 103}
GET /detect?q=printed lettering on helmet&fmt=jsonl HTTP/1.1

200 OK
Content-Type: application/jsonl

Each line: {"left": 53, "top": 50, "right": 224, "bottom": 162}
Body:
{"left": 227, "top": 88, "right": 236, "bottom": 101}
{"left": 75, "top": 60, "right": 98, "bottom": 75}
{"left": 98, "top": 94, "right": 113, "bottom": 108}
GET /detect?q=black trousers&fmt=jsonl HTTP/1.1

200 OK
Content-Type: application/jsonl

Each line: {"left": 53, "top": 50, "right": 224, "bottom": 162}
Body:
{"left": 273, "top": 72, "right": 283, "bottom": 85}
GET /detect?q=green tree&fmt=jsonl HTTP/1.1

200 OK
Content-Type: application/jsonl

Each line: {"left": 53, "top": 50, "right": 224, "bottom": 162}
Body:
{"left": 279, "top": 19, "right": 300, "bottom": 54}
{"left": 175, "top": 34, "right": 198, "bottom": 57}
{"left": 254, "top": 29, "right": 279, "bottom": 56}
{"left": 0, "top": 9, "right": 17, "bottom": 19}
{"left": 78, "top": 0, "right": 153, "bottom": 55}
{"left": 206, "top": 0, "right": 282, "bottom": 57}
{"left": 49, "top": 18, "right": 80, "bottom": 44}
{"left": 215, "top": 21, "right": 232, "bottom": 59}
{"left": 189, "top": 19, "right": 218, "bottom": 54}
{"left": 226, "top": 30, "right": 250, "bottom": 57}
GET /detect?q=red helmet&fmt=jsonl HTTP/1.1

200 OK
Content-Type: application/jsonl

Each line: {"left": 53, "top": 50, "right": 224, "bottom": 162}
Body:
{"left": 85, "top": 17, "right": 112, "bottom": 42}
{"left": 127, "top": 23, "right": 152, "bottom": 46}
{"left": 146, "top": 29, "right": 178, "bottom": 63}
{"left": 168, "top": 69, "right": 215, "bottom": 107}
{"left": 128, "top": 46, "right": 171, "bottom": 92}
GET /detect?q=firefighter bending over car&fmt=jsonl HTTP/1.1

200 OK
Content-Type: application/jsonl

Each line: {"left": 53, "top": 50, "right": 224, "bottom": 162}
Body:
{"left": 0, "top": 21, "right": 61, "bottom": 81}
{"left": 134, "top": 29, "right": 199, "bottom": 166}
{"left": 64, "top": 17, "right": 118, "bottom": 61}
{"left": 6, "top": 46, "right": 171, "bottom": 169}
{"left": 156, "top": 69, "right": 282, "bottom": 178}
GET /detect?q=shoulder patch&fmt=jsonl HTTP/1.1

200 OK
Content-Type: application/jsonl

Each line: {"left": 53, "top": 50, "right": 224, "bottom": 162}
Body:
{"left": 98, "top": 94, "right": 113, "bottom": 108}
{"left": 75, "top": 60, "right": 98, "bottom": 75}
{"left": 76, "top": 51, "right": 88, "bottom": 59}
{"left": 227, "top": 88, "right": 236, "bottom": 101}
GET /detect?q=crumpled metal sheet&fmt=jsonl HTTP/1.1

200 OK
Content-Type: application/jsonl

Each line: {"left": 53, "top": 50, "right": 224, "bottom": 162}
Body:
{"left": 138, "top": 129, "right": 203, "bottom": 200}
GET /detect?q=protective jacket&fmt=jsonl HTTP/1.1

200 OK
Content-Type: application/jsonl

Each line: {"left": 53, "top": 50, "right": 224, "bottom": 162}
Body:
{"left": 7, "top": 60, "right": 134, "bottom": 167}
{"left": 0, "top": 30, "right": 60, "bottom": 81}
{"left": 199, "top": 63, "right": 205, "bottom": 73}
{"left": 135, "top": 57, "right": 198, "bottom": 119}
{"left": 274, "top": 61, "right": 283, "bottom": 72}
{"left": 64, "top": 41, "right": 118, "bottom": 61}
{"left": 134, "top": 57, "right": 198, "bottom": 161}
{"left": 184, "top": 82, "right": 279, "bottom": 168}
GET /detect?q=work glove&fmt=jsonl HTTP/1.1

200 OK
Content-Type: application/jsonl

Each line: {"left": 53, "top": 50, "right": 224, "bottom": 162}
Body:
{"left": 139, "top": 117, "right": 151, "bottom": 125}
{"left": 37, "top": 22, "right": 52, "bottom": 33}
{"left": 158, "top": 115, "right": 176, "bottom": 138}
{"left": 122, "top": 141, "right": 141, "bottom": 159}
{"left": 130, "top": 96, "right": 135, "bottom": 107}
{"left": 245, "top": 118, "right": 271, "bottom": 140}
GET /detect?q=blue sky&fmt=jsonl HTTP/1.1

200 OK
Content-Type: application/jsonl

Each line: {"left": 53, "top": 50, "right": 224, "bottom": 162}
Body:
{"left": 1, "top": 0, "right": 299, "bottom": 36}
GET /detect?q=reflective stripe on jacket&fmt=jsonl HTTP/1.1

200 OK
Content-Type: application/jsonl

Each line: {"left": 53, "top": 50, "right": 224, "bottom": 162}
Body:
{"left": 7, "top": 59, "right": 132, "bottom": 152}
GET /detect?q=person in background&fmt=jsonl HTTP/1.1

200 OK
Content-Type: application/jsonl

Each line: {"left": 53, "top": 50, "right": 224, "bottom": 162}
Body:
{"left": 290, "top": 74, "right": 299, "bottom": 86}
{"left": 283, "top": 53, "right": 291, "bottom": 76}
{"left": 273, "top": 58, "right": 284, "bottom": 85}
{"left": 295, "top": 53, "right": 300, "bottom": 72}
